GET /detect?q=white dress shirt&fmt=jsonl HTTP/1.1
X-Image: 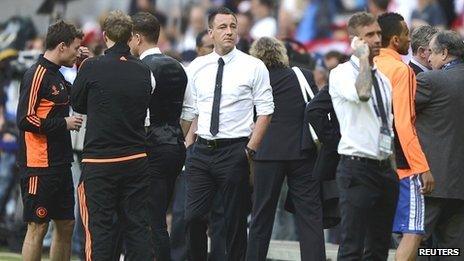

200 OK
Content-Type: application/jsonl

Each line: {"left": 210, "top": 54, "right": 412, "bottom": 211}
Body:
{"left": 329, "top": 56, "right": 394, "bottom": 160}
{"left": 140, "top": 47, "right": 159, "bottom": 126}
{"left": 409, "top": 57, "right": 430, "bottom": 72}
{"left": 182, "top": 48, "right": 274, "bottom": 140}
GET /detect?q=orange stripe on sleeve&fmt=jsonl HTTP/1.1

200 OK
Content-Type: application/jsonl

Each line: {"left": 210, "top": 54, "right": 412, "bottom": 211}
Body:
{"left": 27, "top": 66, "right": 43, "bottom": 115}
{"left": 29, "top": 67, "right": 47, "bottom": 116}
{"left": 27, "top": 116, "right": 41, "bottom": 126}
{"left": 28, "top": 66, "right": 45, "bottom": 115}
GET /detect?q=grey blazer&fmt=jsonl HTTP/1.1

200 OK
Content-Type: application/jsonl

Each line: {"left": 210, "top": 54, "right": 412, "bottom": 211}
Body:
{"left": 416, "top": 62, "right": 464, "bottom": 200}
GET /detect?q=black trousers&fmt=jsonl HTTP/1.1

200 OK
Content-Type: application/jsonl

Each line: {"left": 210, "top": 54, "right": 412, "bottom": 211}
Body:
{"left": 170, "top": 171, "right": 226, "bottom": 261}
{"left": 78, "top": 157, "right": 153, "bottom": 261}
{"left": 184, "top": 140, "right": 250, "bottom": 261}
{"left": 418, "top": 197, "right": 464, "bottom": 261}
{"left": 246, "top": 158, "right": 325, "bottom": 261}
{"left": 147, "top": 143, "right": 186, "bottom": 261}
{"left": 336, "top": 156, "right": 399, "bottom": 261}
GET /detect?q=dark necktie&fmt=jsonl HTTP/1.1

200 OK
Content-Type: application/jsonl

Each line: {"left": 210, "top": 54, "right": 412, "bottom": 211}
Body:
{"left": 371, "top": 70, "right": 388, "bottom": 127}
{"left": 210, "top": 57, "right": 225, "bottom": 136}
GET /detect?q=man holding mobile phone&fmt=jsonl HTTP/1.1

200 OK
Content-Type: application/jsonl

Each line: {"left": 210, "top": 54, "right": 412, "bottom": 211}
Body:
{"left": 329, "top": 12, "right": 399, "bottom": 260}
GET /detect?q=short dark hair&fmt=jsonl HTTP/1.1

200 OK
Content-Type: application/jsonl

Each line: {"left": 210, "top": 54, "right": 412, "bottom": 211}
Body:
{"left": 196, "top": 30, "right": 208, "bottom": 48}
{"left": 347, "top": 12, "right": 377, "bottom": 37}
{"left": 207, "top": 7, "right": 237, "bottom": 29}
{"left": 132, "top": 12, "right": 160, "bottom": 44}
{"left": 411, "top": 25, "right": 438, "bottom": 54}
{"left": 431, "top": 30, "right": 464, "bottom": 59}
{"left": 45, "top": 20, "right": 83, "bottom": 50}
{"left": 377, "top": 12, "right": 405, "bottom": 48}
{"left": 102, "top": 10, "right": 133, "bottom": 43}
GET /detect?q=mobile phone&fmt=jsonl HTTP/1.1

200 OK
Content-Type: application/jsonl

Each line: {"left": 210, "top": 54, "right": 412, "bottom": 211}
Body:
{"left": 351, "top": 36, "right": 360, "bottom": 49}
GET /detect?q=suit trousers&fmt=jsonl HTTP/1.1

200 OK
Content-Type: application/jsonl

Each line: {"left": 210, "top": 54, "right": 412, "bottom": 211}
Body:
{"left": 184, "top": 140, "right": 250, "bottom": 261}
{"left": 336, "top": 156, "right": 399, "bottom": 261}
{"left": 147, "top": 143, "right": 186, "bottom": 261}
{"left": 417, "top": 197, "right": 464, "bottom": 261}
{"left": 170, "top": 159, "right": 226, "bottom": 261}
{"left": 78, "top": 157, "right": 154, "bottom": 261}
{"left": 246, "top": 158, "right": 325, "bottom": 261}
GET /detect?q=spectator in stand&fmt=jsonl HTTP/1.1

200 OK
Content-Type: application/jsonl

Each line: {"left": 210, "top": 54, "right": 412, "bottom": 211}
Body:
{"left": 250, "top": 0, "right": 277, "bottom": 39}
{"left": 368, "top": 0, "right": 390, "bottom": 17}
{"left": 178, "top": 5, "right": 207, "bottom": 60}
{"left": 324, "top": 50, "right": 349, "bottom": 71}
{"left": 236, "top": 12, "right": 253, "bottom": 53}
{"left": 409, "top": 25, "right": 438, "bottom": 75}
{"left": 411, "top": 0, "right": 447, "bottom": 29}
{"left": 295, "top": 0, "right": 336, "bottom": 44}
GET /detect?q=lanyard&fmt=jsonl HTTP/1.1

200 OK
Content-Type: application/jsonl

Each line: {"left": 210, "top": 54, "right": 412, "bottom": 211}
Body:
{"left": 349, "top": 59, "right": 389, "bottom": 123}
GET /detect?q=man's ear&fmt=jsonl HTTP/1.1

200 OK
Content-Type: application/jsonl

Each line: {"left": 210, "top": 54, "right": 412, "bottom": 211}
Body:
{"left": 57, "top": 42, "right": 66, "bottom": 52}
{"left": 392, "top": 35, "right": 400, "bottom": 48}
{"left": 442, "top": 48, "right": 449, "bottom": 60}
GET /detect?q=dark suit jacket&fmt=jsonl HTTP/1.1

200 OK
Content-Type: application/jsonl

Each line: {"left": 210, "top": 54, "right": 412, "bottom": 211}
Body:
{"left": 305, "top": 85, "right": 340, "bottom": 181}
{"left": 254, "top": 67, "right": 317, "bottom": 161}
{"left": 416, "top": 63, "right": 464, "bottom": 200}
{"left": 142, "top": 54, "right": 187, "bottom": 147}
{"left": 409, "top": 61, "right": 424, "bottom": 76}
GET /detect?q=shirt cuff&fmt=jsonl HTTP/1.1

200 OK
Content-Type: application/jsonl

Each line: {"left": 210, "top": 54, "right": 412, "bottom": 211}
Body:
{"left": 181, "top": 110, "right": 197, "bottom": 122}
{"left": 255, "top": 102, "right": 274, "bottom": 116}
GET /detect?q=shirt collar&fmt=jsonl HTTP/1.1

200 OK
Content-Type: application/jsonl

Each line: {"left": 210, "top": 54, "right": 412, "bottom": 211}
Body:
{"left": 379, "top": 48, "right": 402, "bottom": 61}
{"left": 104, "top": 42, "right": 131, "bottom": 56}
{"left": 211, "top": 47, "right": 237, "bottom": 64}
{"left": 38, "top": 55, "right": 61, "bottom": 72}
{"left": 410, "top": 57, "right": 430, "bottom": 72}
{"left": 350, "top": 55, "right": 377, "bottom": 70}
{"left": 140, "top": 47, "right": 162, "bottom": 60}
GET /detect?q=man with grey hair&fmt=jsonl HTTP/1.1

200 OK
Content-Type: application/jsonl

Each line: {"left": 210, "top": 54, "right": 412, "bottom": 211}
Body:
{"left": 415, "top": 30, "right": 464, "bottom": 257}
{"left": 409, "top": 25, "right": 439, "bottom": 75}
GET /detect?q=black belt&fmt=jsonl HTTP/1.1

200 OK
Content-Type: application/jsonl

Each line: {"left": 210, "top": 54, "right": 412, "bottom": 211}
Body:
{"left": 197, "top": 137, "right": 248, "bottom": 149}
{"left": 341, "top": 155, "right": 390, "bottom": 168}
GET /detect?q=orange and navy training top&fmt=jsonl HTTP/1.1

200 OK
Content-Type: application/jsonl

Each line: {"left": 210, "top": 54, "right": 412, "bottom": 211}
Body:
{"left": 16, "top": 55, "right": 73, "bottom": 174}
{"left": 71, "top": 42, "right": 152, "bottom": 163}
{"left": 374, "top": 48, "right": 430, "bottom": 179}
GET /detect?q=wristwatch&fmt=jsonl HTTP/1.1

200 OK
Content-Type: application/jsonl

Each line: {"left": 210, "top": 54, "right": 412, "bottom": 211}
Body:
{"left": 246, "top": 146, "right": 256, "bottom": 159}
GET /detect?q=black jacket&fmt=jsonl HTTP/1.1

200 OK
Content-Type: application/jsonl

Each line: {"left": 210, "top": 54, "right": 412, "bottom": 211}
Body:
{"left": 253, "top": 67, "right": 317, "bottom": 161}
{"left": 16, "top": 56, "right": 73, "bottom": 172}
{"left": 71, "top": 43, "right": 152, "bottom": 161}
{"left": 142, "top": 53, "right": 187, "bottom": 147}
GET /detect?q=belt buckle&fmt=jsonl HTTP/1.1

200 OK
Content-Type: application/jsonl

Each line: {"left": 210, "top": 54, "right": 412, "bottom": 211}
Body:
{"left": 207, "top": 139, "right": 218, "bottom": 149}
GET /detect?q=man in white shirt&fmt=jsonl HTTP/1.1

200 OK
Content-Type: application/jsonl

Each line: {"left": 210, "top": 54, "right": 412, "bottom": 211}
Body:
{"left": 181, "top": 7, "right": 274, "bottom": 261}
{"left": 329, "top": 12, "right": 399, "bottom": 260}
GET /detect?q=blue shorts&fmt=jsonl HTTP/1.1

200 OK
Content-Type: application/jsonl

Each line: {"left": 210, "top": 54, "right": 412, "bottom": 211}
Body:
{"left": 392, "top": 174, "right": 425, "bottom": 234}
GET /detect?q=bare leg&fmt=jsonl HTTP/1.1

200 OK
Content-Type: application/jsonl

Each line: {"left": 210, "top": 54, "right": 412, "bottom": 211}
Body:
{"left": 50, "top": 219, "right": 74, "bottom": 261}
{"left": 22, "top": 222, "right": 49, "bottom": 261}
{"left": 396, "top": 233, "right": 422, "bottom": 261}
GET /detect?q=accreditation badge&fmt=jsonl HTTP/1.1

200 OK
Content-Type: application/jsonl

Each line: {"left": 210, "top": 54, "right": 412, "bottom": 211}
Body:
{"left": 379, "top": 126, "right": 393, "bottom": 154}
